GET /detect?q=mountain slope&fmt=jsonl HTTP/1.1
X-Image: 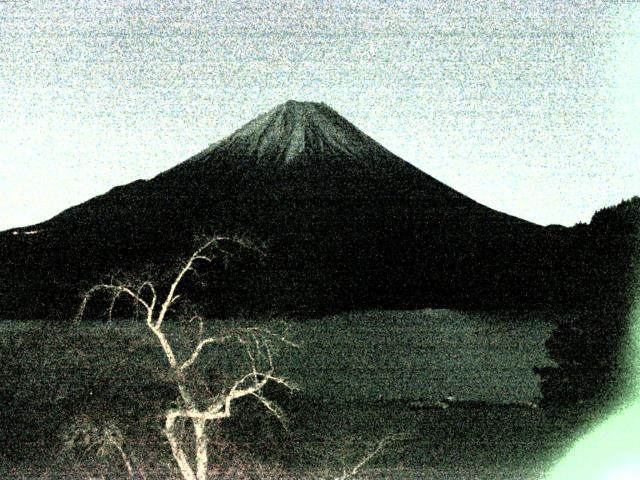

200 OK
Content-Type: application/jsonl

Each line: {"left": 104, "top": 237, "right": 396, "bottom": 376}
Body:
{"left": 1, "top": 101, "right": 552, "bottom": 319}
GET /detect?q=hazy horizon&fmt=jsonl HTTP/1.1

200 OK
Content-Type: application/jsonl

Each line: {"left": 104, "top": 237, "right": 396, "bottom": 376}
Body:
{"left": 2, "top": 0, "right": 640, "bottom": 230}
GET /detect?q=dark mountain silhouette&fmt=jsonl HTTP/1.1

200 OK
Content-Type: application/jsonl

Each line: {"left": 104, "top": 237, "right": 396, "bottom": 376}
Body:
{"left": 0, "top": 101, "right": 635, "bottom": 320}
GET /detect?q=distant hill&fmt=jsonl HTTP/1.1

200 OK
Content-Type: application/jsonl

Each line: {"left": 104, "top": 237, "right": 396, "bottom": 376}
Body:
{"left": 0, "top": 101, "right": 636, "bottom": 319}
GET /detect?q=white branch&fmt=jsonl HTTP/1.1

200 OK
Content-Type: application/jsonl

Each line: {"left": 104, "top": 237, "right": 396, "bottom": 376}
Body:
{"left": 76, "top": 284, "right": 151, "bottom": 323}
{"left": 192, "top": 255, "right": 213, "bottom": 263}
{"left": 334, "top": 434, "right": 403, "bottom": 480}
{"left": 110, "top": 441, "right": 134, "bottom": 480}
{"left": 180, "top": 335, "right": 231, "bottom": 371}
{"left": 149, "top": 323, "right": 178, "bottom": 369}
{"left": 107, "top": 290, "right": 121, "bottom": 322}
{"left": 156, "top": 236, "right": 228, "bottom": 329}
{"left": 137, "top": 281, "right": 157, "bottom": 314}
{"left": 251, "top": 392, "right": 286, "bottom": 425}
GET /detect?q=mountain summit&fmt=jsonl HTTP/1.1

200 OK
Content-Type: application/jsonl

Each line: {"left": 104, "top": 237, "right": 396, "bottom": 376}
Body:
{"left": 181, "top": 100, "right": 401, "bottom": 169}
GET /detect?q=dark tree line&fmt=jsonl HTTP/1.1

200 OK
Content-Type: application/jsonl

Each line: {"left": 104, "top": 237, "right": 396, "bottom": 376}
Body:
{"left": 536, "top": 197, "right": 640, "bottom": 410}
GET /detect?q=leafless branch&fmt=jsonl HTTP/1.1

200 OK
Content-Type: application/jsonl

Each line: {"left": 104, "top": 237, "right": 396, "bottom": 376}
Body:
{"left": 334, "top": 434, "right": 406, "bottom": 480}
{"left": 251, "top": 392, "right": 287, "bottom": 426}
{"left": 76, "top": 283, "right": 152, "bottom": 323}
{"left": 180, "top": 335, "right": 231, "bottom": 371}
{"left": 156, "top": 236, "right": 229, "bottom": 329}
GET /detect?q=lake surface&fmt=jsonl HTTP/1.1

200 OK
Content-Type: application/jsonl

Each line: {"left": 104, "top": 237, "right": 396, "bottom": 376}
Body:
{"left": 282, "top": 309, "right": 557, "bottom": 403}
{"left": 0, "top": 308, "right": 556, "bottom": 406}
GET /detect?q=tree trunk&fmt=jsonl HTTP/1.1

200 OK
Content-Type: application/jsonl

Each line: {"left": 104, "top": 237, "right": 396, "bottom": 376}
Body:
{"left": 165, "top": 415, "right": 197, "bottom": 480}
{"left": 194, "top": 419, "right": 209, "bottom": 480}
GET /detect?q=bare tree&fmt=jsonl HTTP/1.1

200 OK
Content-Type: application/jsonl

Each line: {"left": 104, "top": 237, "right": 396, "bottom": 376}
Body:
{"left": 77, "top": 237, "right": 297, "bottom": 480}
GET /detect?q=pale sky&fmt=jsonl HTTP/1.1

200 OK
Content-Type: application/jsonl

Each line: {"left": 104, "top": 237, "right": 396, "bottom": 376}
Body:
{"left": 1, "top": 0, "right": 639, "bottom": 230}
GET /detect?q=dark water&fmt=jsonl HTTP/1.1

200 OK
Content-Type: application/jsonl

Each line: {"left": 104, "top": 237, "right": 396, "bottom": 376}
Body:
{"left": 283, "top": 309, "right": 557, "bottom": 403}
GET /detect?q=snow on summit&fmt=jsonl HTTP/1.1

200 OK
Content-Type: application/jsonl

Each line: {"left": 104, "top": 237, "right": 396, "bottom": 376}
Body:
{"left": 206, "top": 100, "right": 398, "bottom": 166}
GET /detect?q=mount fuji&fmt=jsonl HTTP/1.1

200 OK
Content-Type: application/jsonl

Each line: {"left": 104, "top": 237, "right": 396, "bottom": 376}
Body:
{"left": 0, "top": 101, "right": 560, "bottom": 319}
